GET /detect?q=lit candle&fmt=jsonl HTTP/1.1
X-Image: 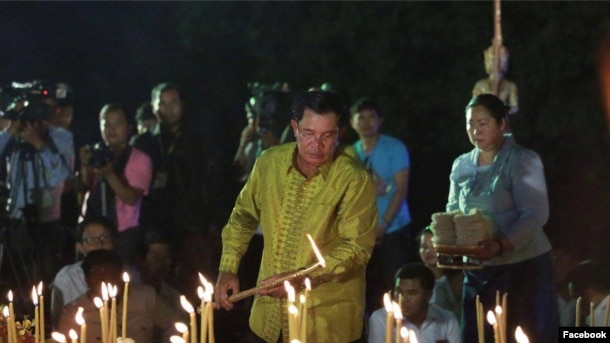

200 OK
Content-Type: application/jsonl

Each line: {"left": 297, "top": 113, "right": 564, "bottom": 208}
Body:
{"left": 285, "top": 281, "right": 297, "bottom": 341}
{"left": 170, "top": 335, "right": 186, "bottom": 343}
{"left": 197, "top": 287, "right": 206, "bottom": 343}
{"left": 575, "top": 297, "right": 582, "bottom": 327}
{"left": 393, "top": 301, "right": 403, "bottom": 343}
{"left": 94, "top": 297, "right": 107, "bottom": 343}
{"left": 514, "top": 326, "right": 529, "bottom": 343}
{"left": 69, "top": 329, "right": 78, "bottom": 343}
{"left": 51, "top": 331, "right": 67, "bottom": 343}
{"left": 8, "top": 290, "right": 17, "bottom": 343}
{"left": 37, "top": 282, "right": 45, "bottom": 343}
{"left": 299, "top": 278, "right": 311, "bottom": 343}
{"left": 400, "top": 327, "right": 409, "bottom": 343}
{"left": 382, "top": 292, "right": 394, "bottom": 343}
{"left": 204, "top": 281, "right": 215, "bottom": 343}
{"left": 108, "top": 284, "right": 118, "bottom": 343}
{"left": 501, "top": 293, "right": 507, "bottom": 343}
{"left": 76, "top": 306, "right": 87, "bottom": 343}
{"left": 32, "top": 287, "right": 40, "bottom": 343}
{"left": 487, "top": 311, "right": 498, "bottom": 343}
{"left": 590, "top": 302, "right": 595, "bottom": 327}
{"left": 180, "top": 295, "right": 197, "bottom": 343}
{"left": 3, "top": 306, "right": 14, "bottom": 343}
{"left": 175, "top": 322, "right": 188, "bottom": 342}
{"left": 409, "top": 330, "right": 419, "bottom": 343}
{"left": 101, "top": 283, "right": 109, "bottom": 343}
{"left": 121, "top": 272, "right": 130, "bottom": 339}
{"left": 495, "top": 305, "right": 504, "bottom": 343}
{"left": 476, "top": 295, "right": 484, "bottom": 343}
{"left": 298, "top": 294, "right": 306, "bottom": 342}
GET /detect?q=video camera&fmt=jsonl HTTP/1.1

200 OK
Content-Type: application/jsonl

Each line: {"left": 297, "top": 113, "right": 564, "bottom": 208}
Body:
{"left": 88, "top": 142, "right": 114, "bottom": 169}
{"left": 246, "top": 82, "right": 294, "bottom": 136}
{"left": 0, "top": 80, "right": 57, "bottom": 123}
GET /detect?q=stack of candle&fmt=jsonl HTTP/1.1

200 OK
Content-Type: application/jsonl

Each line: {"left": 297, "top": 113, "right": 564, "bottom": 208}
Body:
{"left": 483, "top": 291, "right": 508, "bottom": 343}
{"left": 475, "top": 295, "right": 484, "bottom": 343}
{"left": 282, "top": 277, "right": 312, "bottom": 343}
{"left": 380, "top": 292, "right": 415, "bottom": 343}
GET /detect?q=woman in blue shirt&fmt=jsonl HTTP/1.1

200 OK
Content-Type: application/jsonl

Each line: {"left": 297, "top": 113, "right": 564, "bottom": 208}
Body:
{"left": 447, "top": 94, "right": 558, "bottom": 343}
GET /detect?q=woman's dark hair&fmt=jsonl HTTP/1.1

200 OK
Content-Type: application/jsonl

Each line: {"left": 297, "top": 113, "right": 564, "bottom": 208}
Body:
{"left": 465, "top": 94, "right": 509, "bottom": 125}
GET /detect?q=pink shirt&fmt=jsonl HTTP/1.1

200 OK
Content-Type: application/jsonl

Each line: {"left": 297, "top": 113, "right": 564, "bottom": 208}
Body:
{"left": 116, "top": 147, "right": 152, "bottom": 231}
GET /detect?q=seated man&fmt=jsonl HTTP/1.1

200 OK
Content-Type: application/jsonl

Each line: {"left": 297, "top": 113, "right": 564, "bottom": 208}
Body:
{"left": 51, "top": 216, "right": 117, "bottom": 327}
{"left": 57, "top": 249, "right": 185, "bottom": 343}
{"left": 368, "top": 263, "right": 461, "bottom": 343}
{"left": 567, "top": 260, "right": 610, "bottom": 327}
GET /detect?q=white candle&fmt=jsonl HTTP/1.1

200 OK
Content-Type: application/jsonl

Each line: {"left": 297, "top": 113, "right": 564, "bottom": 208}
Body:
{"left": 197, "top": 287, "right": 206, "bottom": 343}
{"left": 180, "top": 296, "right": 197, "bottom": 343}
{"left": 32, "top": 287, "right": 40, "bottom": 343}
{"left": 514, "top": 326, "right": 529, "bottom": 343}
{"left": 393, "top": 301, "right": 403, "bottom": 343}
{"left": 37, "top": 282, "right": 45, "bottom": 343}
{"left": 175, "top": 322, "right": 189, "bottom": 342}
{"left": 76, "top": 306, "right": 87, "bottom": 343}
{"left": 487, "top": 311, "right": 498, "bottom": 343}
{"left": 51, "top": 332, "right": 67, "bottom": 343}
{"left": 108, "top": 284, "right": 118, "bottom": 343}
{"left": 204, "top": 281, "right": 215, "bottom": 343}
{"left": 69, "top": 329, "right": 78, "bottom": 343}
{"left": 383, "top": 292, "right": 393, "bottom": 343}
{"left": 121, "top": 272, "right": 130, "bottom": 339}
{"left": 94, "top": 297, "right": 107, "bottom": 343}
{"left": 400, "top": 327, "right": 409, "bottom": 343}
{"left": 495, "top": 305, "right": 504, "bottom": 343}
{"left": 170, "top": 335, "right": 186, "bottom": 343}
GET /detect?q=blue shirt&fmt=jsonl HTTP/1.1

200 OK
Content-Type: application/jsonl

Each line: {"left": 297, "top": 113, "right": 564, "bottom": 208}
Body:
{"left": 446, "top": 136, "right": 551, "bottom": 265}
{"left": 352, "top": 134, "right": 411, "bottom": 233}
{"left": 0, "top": 126, "right": 74, "bottom": 221}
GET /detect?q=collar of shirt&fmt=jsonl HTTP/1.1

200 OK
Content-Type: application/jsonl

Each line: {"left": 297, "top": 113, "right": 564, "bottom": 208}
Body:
{"left": 286, "top": 144, "right": 335, "bottom": 180}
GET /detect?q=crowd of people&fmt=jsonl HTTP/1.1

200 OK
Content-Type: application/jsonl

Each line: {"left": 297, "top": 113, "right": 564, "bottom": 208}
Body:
{"left": 0, "top": 81, "right": 605, "bottom": 343}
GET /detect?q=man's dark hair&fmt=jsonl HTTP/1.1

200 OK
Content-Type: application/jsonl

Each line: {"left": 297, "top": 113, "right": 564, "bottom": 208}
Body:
{"left": 81, "top": 249, "right": 123, "bottom": 277}
{"left": 135, "top": 102, "right": 155, "bottom": 123}
{"left": 151, "top": 82, "right": 182, "bottom": 102}
{"left": 76, "top": 216, "right": 118, "bottom": 241}
{"left": 136, "top": 227, "right": 172, "bottom": 260}
{"left": 291, "top": 90, "right": 348, "bottom": 127}
{"left": 567, "top": 260, "right": 610, "bottom": 297}
{"left": 395, "top": 263, "right": 435, "bottom": 291}
{"left": 350, "top": 97, "right": 383, "bottom": 118}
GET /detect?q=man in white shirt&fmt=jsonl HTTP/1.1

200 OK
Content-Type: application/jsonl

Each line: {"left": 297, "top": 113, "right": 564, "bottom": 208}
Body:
{"left": 369, "top": 263, "right": 461, "bottom": 343}
{"left": 50, "top": 216, "right": 116, "bottom": 326}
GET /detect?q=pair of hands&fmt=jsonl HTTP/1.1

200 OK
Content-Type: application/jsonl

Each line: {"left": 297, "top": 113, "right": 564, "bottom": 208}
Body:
{"left": 4, "top": 120, "right": 46, "bottom": 150}
{"left": 79, "top": 145, "right": 114, "bottom": 177}
{"left": 471, "top": 238, "right": 509, "bottom": 261}
{"left": 214, "top": 270, "right": 304, "bottom": 311}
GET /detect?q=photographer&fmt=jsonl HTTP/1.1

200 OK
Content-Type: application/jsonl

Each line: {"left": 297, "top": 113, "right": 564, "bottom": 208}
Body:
{"left": 0, "top": 96, "right": 74, "bottom": 285}
{"left": 80, "top": 103, "right": 152, "bottom": 268}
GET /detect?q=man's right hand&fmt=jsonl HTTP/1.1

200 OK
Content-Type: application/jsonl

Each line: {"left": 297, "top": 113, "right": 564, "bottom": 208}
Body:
{"left": 214, "top": 271, "right": 240, "bottom": 310}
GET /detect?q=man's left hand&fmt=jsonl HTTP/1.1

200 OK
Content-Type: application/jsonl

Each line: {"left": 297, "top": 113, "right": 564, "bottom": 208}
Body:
{"left": 18, "top": 122, "right": 45, "bottom": 150}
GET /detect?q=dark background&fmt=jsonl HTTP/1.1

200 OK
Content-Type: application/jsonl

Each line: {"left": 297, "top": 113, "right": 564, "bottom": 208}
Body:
{"left": 1, "top": 1, "right": 609, "bottom": 263}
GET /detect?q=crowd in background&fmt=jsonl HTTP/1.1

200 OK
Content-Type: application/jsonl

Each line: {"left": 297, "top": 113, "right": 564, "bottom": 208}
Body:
{"left": 0, "top": 80, "right": 606, "bottom": 343}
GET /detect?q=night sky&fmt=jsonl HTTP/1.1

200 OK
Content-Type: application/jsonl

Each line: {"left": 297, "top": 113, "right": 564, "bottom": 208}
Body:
{"left": 1, "top": 1, "right": 610, "bottom": 262}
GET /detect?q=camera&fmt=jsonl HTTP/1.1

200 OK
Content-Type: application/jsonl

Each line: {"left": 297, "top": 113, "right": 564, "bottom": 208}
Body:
{"left": 0, "top": 80, "right": 56, "bottom": 123}
{"left": 88, "top": 142, "right": 114, "bottom": 169}
{"left": 247, "top": 82, "right": 293, "bottom": 136}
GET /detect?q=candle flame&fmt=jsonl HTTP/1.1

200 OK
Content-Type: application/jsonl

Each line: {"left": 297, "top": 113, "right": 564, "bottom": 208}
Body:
{"left": 487, "top": 311, "right": 496, "bottom": 325}
{"left": 306, "top": 233, "right": 326, "bottom": 268}
{"left": 495, "top": 305, "right": 503, "bottom": 315}
{"left": 198, "top": 272, "right": 207, "bottom": 286}
{"left": 197, "top": 286, "right": 205, "bottom": 299}
{"left": 204, "top": 280, "right": 214, "bottom": 295}
{"left": 284, "top": 281, "right": 296, "bottom": 302}
{"left": 174, "top": 322, "right": 188, "bottom": 333}
{"left": 101, "top": 282, "right": 109, "bottom": 301}
{"left": 7, "top": 290, "right": 13, "bottom": 302}
{"left": 409, "top": 330, "right": 419, "bottom": 343}
{"left": 122, "top": 272, "right": 130, "bottom": 283}
{"left": 299, "top": 294, "right": 306, "bottom": 305}
{"left": 180, "top": 295, "right": 194, "bottom": 313}
{"left": 93, "top": 297, "right": 103, "bottom": 308}
{"left": 288, "top": 304, "right": 299, "bottom": 315}
{"left": 2, "top": 306, "right": 8, "bottom": 317}
{"left": 515, "top": 326, "right": 529, "bottom": 343}
{"left": 290, "top": 340, "right": 302, "bottom": 343}
{"left": 69, "top": 329, "right": 78, "bottom": 340}
{"left": 51, "top": 332, "right": 66, "bottom": 342}
{"left": 304, "top": 278, "right": 311, "bottom": 291}
{"left": 383, "top": 292, "right": 393, "bottom": 312}
{"left": 108, "top": 284, "right": 117, "bottom": 298}
{"left": 37, "top": 281, "right": 44, "bottom": 295}
{"left": 170, "top": 336, "right": 186, "bottom": 343}
{"left": 400, "top": 327, "right": 408, "bottom": 338}
{"left": 76, "top": 307, "right": 85, "bottom": 325}
{"left": 32, "top": 287, "right": 38, "bottom": 305}
{"left": 392, "top": 301, "right": 403, "bottom": 320}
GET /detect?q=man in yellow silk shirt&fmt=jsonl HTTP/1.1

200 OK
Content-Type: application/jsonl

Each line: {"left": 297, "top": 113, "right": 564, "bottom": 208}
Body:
{"left": 215, "top": 91, "right": 378, "bottom": 343}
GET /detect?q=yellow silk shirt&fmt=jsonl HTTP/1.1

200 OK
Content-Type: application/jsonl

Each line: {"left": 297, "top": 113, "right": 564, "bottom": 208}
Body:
{"left": 220, "top": 142, "right": 378, "bottom": 343}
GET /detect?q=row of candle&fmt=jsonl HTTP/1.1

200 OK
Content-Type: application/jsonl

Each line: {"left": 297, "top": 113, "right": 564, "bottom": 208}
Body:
{"left": 284, "top": 278, "right": 311, "bottom": 343}
{"left": 476, "top": 291, "right": 530, "bottom": 343}
{"left": 574, "top": 296, "right": 610, "bottom": 327}
{"left": 382, "top": 292, "right": 417, "bottom": 343}
{"left": 171, "top": 273, "right": 216, "bottom": 343}
{"left": 3, "top": 283, "right": 45, "bottom": 343}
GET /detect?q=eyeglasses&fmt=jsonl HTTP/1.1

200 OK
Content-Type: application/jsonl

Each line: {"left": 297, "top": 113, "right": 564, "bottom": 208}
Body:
{"left": 82, "top": 234, "right": 113, "bottom": 246}
{"left": 296, "top": 128, "right": 338, "bottom": 145}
